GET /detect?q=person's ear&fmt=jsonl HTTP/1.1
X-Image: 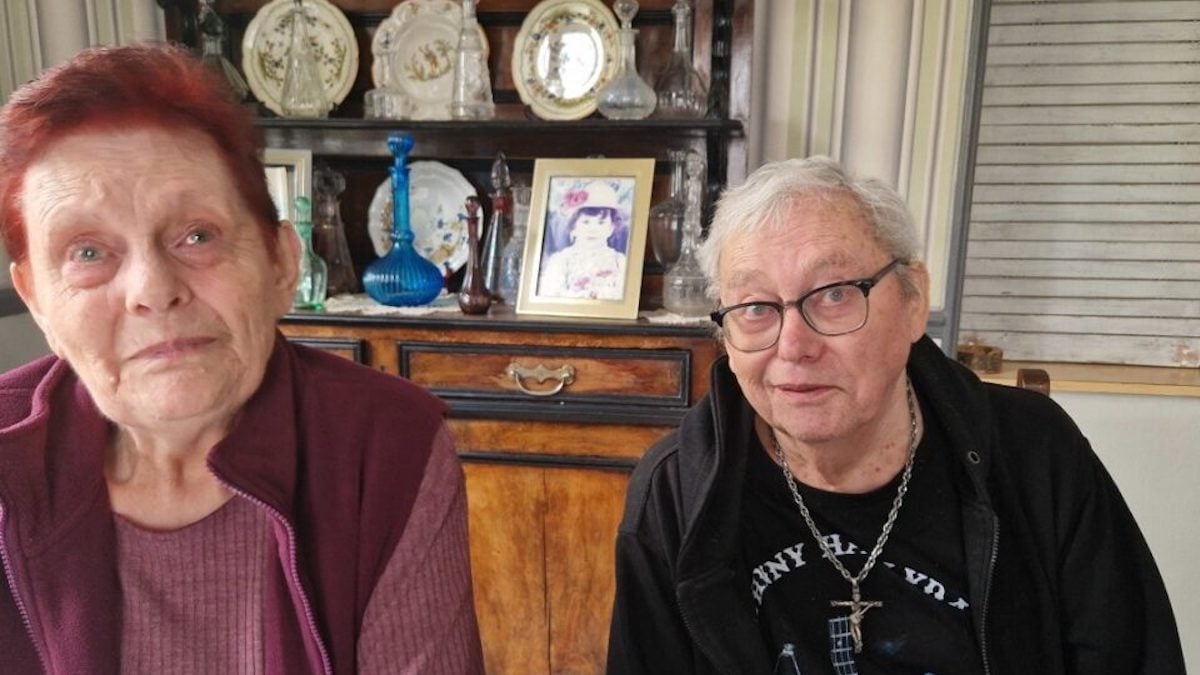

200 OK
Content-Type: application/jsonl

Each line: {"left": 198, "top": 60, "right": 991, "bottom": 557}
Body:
{"left": 270, "top": 222, "right": 301, "bottom": 316}
{"left": 904, "top": 261, "right": 932, "bottom": 343}
{"left": 10, "top": 261, "right": 61, "bottom": 355}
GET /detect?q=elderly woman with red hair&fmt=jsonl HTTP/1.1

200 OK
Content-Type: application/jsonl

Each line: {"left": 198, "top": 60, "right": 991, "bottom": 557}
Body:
{"left": 0, "top": 44, "right": 483, "bottom": 673}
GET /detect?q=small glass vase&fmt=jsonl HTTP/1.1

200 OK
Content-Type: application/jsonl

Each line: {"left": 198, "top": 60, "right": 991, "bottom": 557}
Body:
{"left": 280, "top": 0, "right": 330, "bottom": 119}
{"left": 663, "top": 151, "right": 710, "bottom": 316}
{"left": 648, "top": 149, "right": 691, "bottom": 267}
{"left": 292, "top": 196, "right": 328, "bottom": 311}
{"left": 654, "top": 0, "right": 709, "bottom": 119}
{"left": 457, "top": 197, "right": 492, "bottom": 314}
{"left": 450, "top": 0, "right": 495, "bottom": 120}
{"left": 362, "top": 134, "right": 444, "bottom": 306}
{"left": 312, "top": 165, "right": 359, "bottom": 296}
{"left": 480, "top": 152, "right": 511, "bottom": 298}
{"left": 597, "top": 0, "right": 656, "bottom": 120}
{"left": 197, "top": 0, "right": 249, "bottom": 102}
{"left": 497, "top": 184, "right": 531, "bottom": 303}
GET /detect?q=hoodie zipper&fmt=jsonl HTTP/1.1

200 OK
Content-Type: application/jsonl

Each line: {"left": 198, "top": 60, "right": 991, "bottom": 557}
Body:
{"left": 978, "top": 515, "right": 999, "bottom": 675}
{"left": 0, "top": 501, "right": 51, "bottom": 673}
{"left": 214, "top": 480, "right": 333, "bottom": 675}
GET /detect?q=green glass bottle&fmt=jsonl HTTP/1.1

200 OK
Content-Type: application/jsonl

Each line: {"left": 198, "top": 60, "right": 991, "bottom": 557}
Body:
{"left": 292, "top": 196, "right": 327, "bottom": 310}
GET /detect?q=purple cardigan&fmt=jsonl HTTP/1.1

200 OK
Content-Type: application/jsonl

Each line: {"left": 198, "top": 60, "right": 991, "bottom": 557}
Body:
{"left": 0, "top": 335, "right": 446, "bottom": 673}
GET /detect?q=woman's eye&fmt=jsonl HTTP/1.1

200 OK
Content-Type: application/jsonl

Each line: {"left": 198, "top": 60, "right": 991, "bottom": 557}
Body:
{"left": 184, "top": 229, "right": 213, "bottom": 245}
{"left": 69, "top": 246, "right": 104, "bottom": 263}
{"left": 819, "top": 286, "right": 852, "bottom": 305}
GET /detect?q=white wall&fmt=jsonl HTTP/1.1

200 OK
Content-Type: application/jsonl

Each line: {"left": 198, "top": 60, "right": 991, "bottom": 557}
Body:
{"left": 1054, "top": 391, "right": 1199, "bottom": 669}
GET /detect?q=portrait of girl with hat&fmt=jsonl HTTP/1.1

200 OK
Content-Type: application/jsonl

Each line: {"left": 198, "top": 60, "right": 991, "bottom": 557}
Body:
{"left": 537, "top": 178, "right": 633, "bottom": 300}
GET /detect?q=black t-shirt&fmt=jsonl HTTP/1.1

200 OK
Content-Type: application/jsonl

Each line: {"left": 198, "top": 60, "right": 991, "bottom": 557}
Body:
{"left": 739, "top": 397, "right": 981, "bottom": 674}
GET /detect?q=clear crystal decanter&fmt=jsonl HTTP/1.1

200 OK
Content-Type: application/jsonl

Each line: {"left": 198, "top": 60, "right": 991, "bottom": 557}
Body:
{"left": 597, "top": 0, "right": 656, "bottom": 120}
{"left": 648, "top": 149, "right": 692, "bottom": 267}
{"left": 280, "top": 0, "right": 330, "bottom": 118}
{"left": 497, "top": 184, "right": 531, "bottom": 303}
{"left": 654, "top": 0, "right": 709, "bottom": 119}
{"left": 450, "top": 0, "right": 495, "bottom": 120}
{"left": 662, "top": 151, "right": 711, "bottom": 315}
{"left": 197, "top": 0, "right": 249, "bottom": 101}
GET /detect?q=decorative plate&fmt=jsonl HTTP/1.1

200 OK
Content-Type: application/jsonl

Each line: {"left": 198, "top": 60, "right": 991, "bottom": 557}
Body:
{"left": 512, "top": 0, "right": 620, "bottom": 121}
{"left": 241, "top": 0, "right": 358, "bottom": 117}
{"left": 367, "top": 161, "right": 478, "bottom": 273}
{"left": 371, "top": 0, "right": 489, "bottom": 121}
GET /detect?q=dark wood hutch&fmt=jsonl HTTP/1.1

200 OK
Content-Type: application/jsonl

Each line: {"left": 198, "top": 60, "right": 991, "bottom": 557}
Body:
{"left": 161, "top": 1, "right": 752, "bottom": 671}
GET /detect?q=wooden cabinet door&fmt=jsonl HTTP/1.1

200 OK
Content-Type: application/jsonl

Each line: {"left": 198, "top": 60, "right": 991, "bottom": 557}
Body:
{"left": 464, "top": 463, "right": 629, "bottom": 675}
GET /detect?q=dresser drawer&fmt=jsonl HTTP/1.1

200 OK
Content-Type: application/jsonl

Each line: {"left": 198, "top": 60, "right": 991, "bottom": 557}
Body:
{"left": 399, "top": 343, "right": 691, "bottom": 409}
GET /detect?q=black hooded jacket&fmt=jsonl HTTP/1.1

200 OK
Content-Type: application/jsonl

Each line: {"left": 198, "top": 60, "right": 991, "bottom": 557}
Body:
{"left": 607, "top": 337, "right": 1183, "bottom": 674}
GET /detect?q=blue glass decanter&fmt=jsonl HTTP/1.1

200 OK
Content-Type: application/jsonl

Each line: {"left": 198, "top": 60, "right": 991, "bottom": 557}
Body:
{"left": 362, "top": 134, "right": 444, "bottom": 305}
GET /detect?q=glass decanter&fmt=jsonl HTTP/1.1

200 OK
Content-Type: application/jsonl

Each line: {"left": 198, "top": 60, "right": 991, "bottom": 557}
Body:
{"left": 364, "top": 42, "right": 410, "bottom": 120}
{"left": 450, "top": 0, "right": 495, "bottom": 120}
{"left": 663, "top": 151, "right": 711, "bottom": 315}
{"left": 362, "top": 134, "right": 444, "bottom": 306}
{"left": 597, "top": 0, "right": 656, "bottom": 120}
{"left": 497, "top": 184, "right": 531, "bottom": 303}
{"left": 292, "top": 196, "right": 328, "bottom": 311}
{"left": 197, "top": 0, "right": 249, "bottom": 102}
{"left": 481, "top": 152, "right": 510, "bottom": 298}
{"left": 648, "top": 149, "right": 691, "bottom": 267}
{"left": 312, "top": 164, "right": 359, "bottom": 296}
{"left": 654, "top": 0, "right": 709, "bottom": 119}
{"left": 280, "top": 0, "right": 330, "bottom": 119}
{"left": 458, "top": 197, "right": 492, "bottom": 314}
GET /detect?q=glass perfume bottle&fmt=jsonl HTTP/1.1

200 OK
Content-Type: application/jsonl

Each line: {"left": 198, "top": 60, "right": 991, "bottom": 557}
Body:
{"left": 648, "top": 149, "right": 691, "bottom": 267}
{"left": 197, "top": 0, "right": 249, "bottom": 101}
{"left": 312, "top": 165, "right": 359, "bottom": 296}
{"left": 292, "top": 196, "right": 328, "bottom": 311}
{"left": 663, "top": 151, "right": 711, "bottom": 315}
{"left": 450, "top": 0, "right": 495, "bottom": 120}
{"left": 458, "top": 197, "right": 492, "bottom": 314}
{"left": 481, "top": 152, "right": 510, "bottom": 298}
{"left": 280, "top": 0, "right": 330, "bottom": 119}
{"left": 654, "top": 0, "right": 709, "bottom": 119}
{"left": 362, "top": 134, "right": 445, "bottom": 306}
{"left": 497, "top": 184, "right": 531, "bottom": 303}
{"left": 597, "top": 0, "right": 656, "bottom": 120}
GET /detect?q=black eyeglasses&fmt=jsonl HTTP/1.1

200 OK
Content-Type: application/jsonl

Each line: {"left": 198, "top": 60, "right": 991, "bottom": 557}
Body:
{"left": 710, "top": 259, "right": 904, "bottom": 352}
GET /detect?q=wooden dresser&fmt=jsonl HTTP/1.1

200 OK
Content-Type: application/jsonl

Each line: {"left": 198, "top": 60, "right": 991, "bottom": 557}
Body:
{"left": 281, "top": 307, "right": 720, "bottom": 672}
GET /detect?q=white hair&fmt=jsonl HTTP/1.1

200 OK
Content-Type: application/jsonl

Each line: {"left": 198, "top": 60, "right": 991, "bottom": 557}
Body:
{"left": 697, "top": 156, "right": 922, "bottom": 300}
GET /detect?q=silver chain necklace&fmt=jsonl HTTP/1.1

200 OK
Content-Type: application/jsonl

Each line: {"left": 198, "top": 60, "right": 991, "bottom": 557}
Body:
{"left": 770, "top": 377, "right": 918, "bottom": 655}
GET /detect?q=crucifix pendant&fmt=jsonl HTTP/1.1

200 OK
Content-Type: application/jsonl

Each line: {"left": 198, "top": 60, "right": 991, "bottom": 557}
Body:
{"left": 830, "top": 582, "right": 882, "bottom": 654}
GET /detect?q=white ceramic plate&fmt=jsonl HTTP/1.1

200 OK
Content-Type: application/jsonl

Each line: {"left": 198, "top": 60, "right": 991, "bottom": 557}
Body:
{"left": 368, "top": 161, "right": 478, "bottom": 273}
{"left": 241, "top": 0, "right": 358, "bottom": 116}
{"left": 371, "top": 0, "right": 489, "bottom": 121}
{"left": 512, "top": 0, "right": 620, "bottom": 121}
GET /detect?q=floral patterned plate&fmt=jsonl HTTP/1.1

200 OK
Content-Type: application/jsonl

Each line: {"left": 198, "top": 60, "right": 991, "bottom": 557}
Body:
{"left": 512, "top": 0, "right": 620, "bottom": 121}
{"left": 241, "top": 0, "right": 357, "bottom": 117}
{"left": 371, "top": 0, "right": 489, "bottom": 121}
{"left": 367, "top": 161, "right": 478, "bottom": 273}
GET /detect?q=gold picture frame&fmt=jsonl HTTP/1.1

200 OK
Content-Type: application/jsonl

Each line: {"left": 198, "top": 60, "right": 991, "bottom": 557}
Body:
{"left": 516, "top": 158, "right": 655, "bottom": 320}
{"left": 262, "top": 147, "right": 313, "bottom": 222}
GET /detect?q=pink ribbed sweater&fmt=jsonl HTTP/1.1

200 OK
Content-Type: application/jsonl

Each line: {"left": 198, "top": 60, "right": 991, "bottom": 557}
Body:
{"left": 113, "top": 426, "right": 483, "bottom": 673}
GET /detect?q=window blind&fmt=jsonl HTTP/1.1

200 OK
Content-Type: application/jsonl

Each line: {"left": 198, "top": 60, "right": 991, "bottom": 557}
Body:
{"left": 959, "top": 0, "right": 1200, "bottom": 368}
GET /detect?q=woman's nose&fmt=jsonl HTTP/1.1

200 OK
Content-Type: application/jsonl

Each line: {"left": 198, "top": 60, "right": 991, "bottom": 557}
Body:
{"left": 122, "top": 247, "right": 190, "bottom": 314}
{"left": 774, "top": 305, "right": 823, "bottom": 362}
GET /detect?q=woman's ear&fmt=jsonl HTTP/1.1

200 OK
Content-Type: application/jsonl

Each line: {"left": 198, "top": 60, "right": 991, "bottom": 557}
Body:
{"left": 271, "top": 221, "right": 302, "bottom": 316}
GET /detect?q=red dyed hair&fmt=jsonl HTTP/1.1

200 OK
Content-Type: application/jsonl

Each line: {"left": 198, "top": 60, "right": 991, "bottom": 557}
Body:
{"left": 0, "top": 42, "right": 279, "bottom": 264}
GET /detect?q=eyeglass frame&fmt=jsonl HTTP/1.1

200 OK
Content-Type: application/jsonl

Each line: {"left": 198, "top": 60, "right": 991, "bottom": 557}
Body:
{"left": 709, "top": 259, "right": 906, "bottom": 352}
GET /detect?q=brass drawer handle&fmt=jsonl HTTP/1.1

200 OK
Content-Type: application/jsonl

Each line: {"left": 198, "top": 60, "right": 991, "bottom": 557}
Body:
{"left": 505, "top": 362, "right": 576, "bottom": 397}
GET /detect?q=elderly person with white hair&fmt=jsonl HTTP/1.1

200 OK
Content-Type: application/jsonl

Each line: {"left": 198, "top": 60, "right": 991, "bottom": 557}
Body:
{"left": 606, "top": 156, "right": 1182, "bottom": 674}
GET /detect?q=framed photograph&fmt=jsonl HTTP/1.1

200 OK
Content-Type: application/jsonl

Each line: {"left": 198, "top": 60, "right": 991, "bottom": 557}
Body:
{"left": 516, "top": 158, "right": 655, "bottom": 320}
{"left": 262, "top": 148, "right": 313, "bottom": 222}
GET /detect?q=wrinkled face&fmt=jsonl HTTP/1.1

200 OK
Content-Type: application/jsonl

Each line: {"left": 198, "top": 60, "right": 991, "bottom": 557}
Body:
{"left": 574, "top": 210, "right": 614, "bottom": 242}
{"left": 11, "top": 127, "right": 299, "bottom": 434}
{"left": 717, "top": 193, "right": 929, "bottom": 446}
